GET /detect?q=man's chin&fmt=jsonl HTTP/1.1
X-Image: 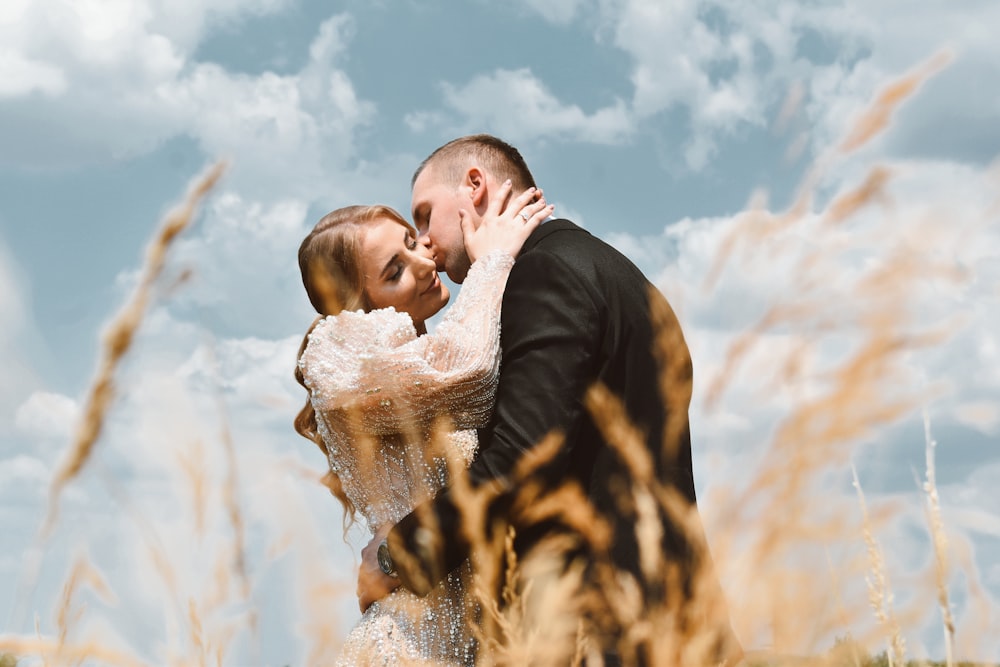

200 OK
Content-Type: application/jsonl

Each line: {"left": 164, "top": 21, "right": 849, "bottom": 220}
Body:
{"left": 444, "top": 260, "right": 471, "bottom": 284}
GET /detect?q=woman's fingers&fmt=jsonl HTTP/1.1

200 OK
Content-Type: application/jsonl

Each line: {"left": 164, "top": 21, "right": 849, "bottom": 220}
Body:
{"left": 502, "top": 186, "right": 540, "bottom": 220}
{"left": 487, "top": 179, "right": 515, "bottom": 217}
{"left": 528, "top": 203, "right": 554, "bottom": 226}
{"left": 515, "top": 197, "right": 551, "bottom": 224}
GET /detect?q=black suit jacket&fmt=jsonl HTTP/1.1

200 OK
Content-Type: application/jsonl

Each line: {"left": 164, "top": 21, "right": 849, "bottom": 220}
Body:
{"left": 389, "top": 219, "right": 701, "bottom": 602}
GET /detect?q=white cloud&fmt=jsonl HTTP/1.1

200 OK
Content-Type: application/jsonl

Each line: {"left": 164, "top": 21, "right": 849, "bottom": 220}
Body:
{"left": 408, "top": 68, "right": 633, "bottom": 146}
{"left": 0, "top": 454, "right": 50, "bottom": 487}
{"left": 0, "top": 5, "right": 374, "bottom": 196}
{"left": 584, "top": 0, "right": 1000, "bottom": 170}
{"left": 15, "top": 391, "right": 80, "bottom": 441}
{"left": 158, "top": 15, "right": 375, "bottom": 194}
{"left": 0, "top": 50, "right": 67, "bottom": 97}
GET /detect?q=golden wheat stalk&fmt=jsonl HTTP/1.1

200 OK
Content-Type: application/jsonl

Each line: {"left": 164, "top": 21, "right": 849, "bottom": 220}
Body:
{"left": 42, "top": 161, "right": 226, "bottom": 535}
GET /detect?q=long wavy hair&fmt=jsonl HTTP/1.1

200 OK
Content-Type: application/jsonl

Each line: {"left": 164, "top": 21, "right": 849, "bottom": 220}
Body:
{"left": 294, "top": 205, "right": 414, "bottom": 525}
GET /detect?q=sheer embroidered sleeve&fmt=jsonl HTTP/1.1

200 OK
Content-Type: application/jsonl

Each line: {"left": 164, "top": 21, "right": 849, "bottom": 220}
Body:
{"left": 298, "top": 249, "right": 514, "bottom": 436}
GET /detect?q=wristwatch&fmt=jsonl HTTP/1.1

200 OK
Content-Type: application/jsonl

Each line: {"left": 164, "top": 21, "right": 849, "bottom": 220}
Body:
{"left": 377, "top": 539, "right": 398, "bottom": 578}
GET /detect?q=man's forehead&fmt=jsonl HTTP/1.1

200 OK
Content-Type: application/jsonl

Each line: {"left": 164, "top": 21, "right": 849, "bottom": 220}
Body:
{"left": 412, "top": 165, "right": 440, "bottom": 193}
{"left": 411, "top": 170, "right": 445, "bottom": 210}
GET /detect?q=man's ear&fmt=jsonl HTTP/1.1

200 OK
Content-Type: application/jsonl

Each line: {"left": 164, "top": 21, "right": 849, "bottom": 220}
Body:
{"left": 466, "top": 167, "right": 487, "bottom": 208}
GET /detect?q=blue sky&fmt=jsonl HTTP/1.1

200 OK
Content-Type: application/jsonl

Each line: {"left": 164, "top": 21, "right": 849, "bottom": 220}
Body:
{"left": 2, "top": 1, "right": 999, "bottom": 663}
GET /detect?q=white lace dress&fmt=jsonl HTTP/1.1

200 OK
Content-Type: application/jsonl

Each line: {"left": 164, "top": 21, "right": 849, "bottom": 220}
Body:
{"left": 298, "top": 250, "right": 515, "bottom": 666}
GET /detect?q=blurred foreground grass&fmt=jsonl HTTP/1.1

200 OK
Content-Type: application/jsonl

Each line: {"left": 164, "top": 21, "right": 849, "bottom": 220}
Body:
{"left": 2, "top": 54, "right": 998, "bottom": 666}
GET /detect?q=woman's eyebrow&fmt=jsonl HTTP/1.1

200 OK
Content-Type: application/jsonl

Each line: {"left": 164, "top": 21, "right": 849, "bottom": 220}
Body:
{"left": 379, "top": 231, "right": 409, "bottom": 277}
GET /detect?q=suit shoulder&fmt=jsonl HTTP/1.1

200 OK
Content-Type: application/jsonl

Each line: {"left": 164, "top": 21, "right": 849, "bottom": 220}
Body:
{"left": 528, "top": 220, "right": 638, "bottom": 270}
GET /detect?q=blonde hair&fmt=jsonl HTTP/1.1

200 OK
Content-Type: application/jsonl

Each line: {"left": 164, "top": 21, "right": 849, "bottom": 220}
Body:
{"left": 294, "top": 205, "right": 413, "bottom": 524}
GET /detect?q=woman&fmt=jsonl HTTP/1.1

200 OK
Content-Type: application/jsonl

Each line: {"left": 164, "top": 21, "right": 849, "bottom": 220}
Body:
{"left": 294, "top": 182, "right": 553, "bottom": 666}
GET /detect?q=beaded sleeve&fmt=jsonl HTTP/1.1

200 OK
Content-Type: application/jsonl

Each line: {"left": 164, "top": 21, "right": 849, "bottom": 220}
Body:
{"left": 300, "top": 249, "right": 514, "bottom": 434}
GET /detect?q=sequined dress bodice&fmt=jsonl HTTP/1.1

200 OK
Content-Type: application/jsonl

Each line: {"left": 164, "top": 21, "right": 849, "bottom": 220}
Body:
{"left": 299, "top": 250, "right": 515, "bottom": 665}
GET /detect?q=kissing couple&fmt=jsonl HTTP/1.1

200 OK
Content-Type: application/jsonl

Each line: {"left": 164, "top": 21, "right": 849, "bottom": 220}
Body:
{"left": 294, "top": 134, "right": 741, "bottom": 666}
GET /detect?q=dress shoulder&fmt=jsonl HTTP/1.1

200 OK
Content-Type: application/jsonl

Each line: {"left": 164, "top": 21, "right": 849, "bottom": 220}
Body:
{"left": 298, "top": 307, "right": 423, "bottom": 409}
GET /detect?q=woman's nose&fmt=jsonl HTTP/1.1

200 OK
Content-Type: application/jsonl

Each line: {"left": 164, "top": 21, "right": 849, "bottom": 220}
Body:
{"left": 414, "top": 249, "right": 435, "bottom": 275}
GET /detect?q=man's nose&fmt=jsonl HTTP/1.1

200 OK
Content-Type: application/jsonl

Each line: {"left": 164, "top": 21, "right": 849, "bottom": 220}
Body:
{"left": 417, "top": 228, "right": 431, "bottom": 248}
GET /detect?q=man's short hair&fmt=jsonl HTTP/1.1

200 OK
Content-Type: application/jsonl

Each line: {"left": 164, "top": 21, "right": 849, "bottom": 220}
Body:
{"left": 412, "top": 134, "right": 537, "bottom": 192}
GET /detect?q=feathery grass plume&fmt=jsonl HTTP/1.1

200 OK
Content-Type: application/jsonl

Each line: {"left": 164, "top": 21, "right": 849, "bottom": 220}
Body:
{"left": 706, "top": 52, "right": 951, "bottom": 296}
{"left": 922, "top": 411, "right": 955, "bottom": 667}
{"left": 175, "top": 439, "right": 209, "bottom": 537}
{"left": 838, "top": 52, "right": 952, "bottom": 153}
{"left": 647, "top": 283, "right": 694, "bottom": 461}
{"left": 687, "top": 54, "right": 971, "bottom": 659}
{"left": 0, "top": 638, "right": 150, "bottom": 667}
{"left": 43, "top": 161, "right": 227, "bottom": 535}
{"left": 852, "top": 466, "right": 906, "bottom": 667}
{"left": 187, "top": 598, "right": 207, "bottom": 667}
{"left": 824, "top": 167, "right": 893, "bottom": 225}
{"left": 426, "top": 413, "right": 611, "bottom": 665}
{"left": 584, "top": 381, "right": 739, "bottom": 666}
{"left": 13, "top": 555, "right": 123, "bottom": 667}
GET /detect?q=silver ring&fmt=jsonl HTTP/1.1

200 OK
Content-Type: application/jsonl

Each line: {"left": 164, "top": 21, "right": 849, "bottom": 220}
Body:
{"left": 519, "top": 211, "right": 530, "bottom": 222}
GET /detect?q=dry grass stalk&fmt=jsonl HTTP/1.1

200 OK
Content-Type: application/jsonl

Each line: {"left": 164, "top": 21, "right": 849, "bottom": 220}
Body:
{"left": 187, "top": 598, "right": 207, "bottom": 667}
{"left": 824, "top": 166, "right": 893, "bottom": 225}
{"left": 176, "top": 439, "right": 209, "bottom": 537}
{"left": 922, "top": 410, "right": 955, "bottom": 667}
{"left": 14, "top": 555, "right": 122, "bottom": 667}
{"left": 43, "top": 161, "right": 227, "bottom": 535}
{"left": 839, "top": 52, "right": 951, "bottom": 153}
{"left": 852, "top": 465, "right": 906, "bottom": 667}
{"left": 54, "top": 558, "right": 87, "bottom": 665}
{"left": 0, "top": 638, "right": 150, "bottom": 667}
{"left": 584, "top": 381, "right": 739, "bottom": 665}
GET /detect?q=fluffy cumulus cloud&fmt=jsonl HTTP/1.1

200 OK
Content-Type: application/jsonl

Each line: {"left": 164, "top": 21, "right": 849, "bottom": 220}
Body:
{"left": 0, "top": 0, "right": 373, "bottom": 197}
{"left": 14, "top": 391, "right": 80, "bottom": 442}
{"left": 0, "top": 49, "right": 67, "bottom": 97}
{"left": 406, "top": 67, "right": 633, "bottom": 146}
{"left": 506, "top": 0, "right": 1000, "bottom": 170}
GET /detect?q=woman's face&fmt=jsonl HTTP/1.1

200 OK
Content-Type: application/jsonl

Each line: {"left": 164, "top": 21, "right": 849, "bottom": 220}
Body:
{"left": 360, "top": 217, "right": 450, "bottom": 329}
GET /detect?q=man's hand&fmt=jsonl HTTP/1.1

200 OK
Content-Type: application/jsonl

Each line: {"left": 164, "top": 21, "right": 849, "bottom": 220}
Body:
{"left": 358, "top": 524, "right": 402, "bottom": 613}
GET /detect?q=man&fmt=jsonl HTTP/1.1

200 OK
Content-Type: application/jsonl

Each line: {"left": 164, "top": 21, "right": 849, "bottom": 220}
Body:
{"left": 358, "top": 135, "right": 739, "bottom": 664}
